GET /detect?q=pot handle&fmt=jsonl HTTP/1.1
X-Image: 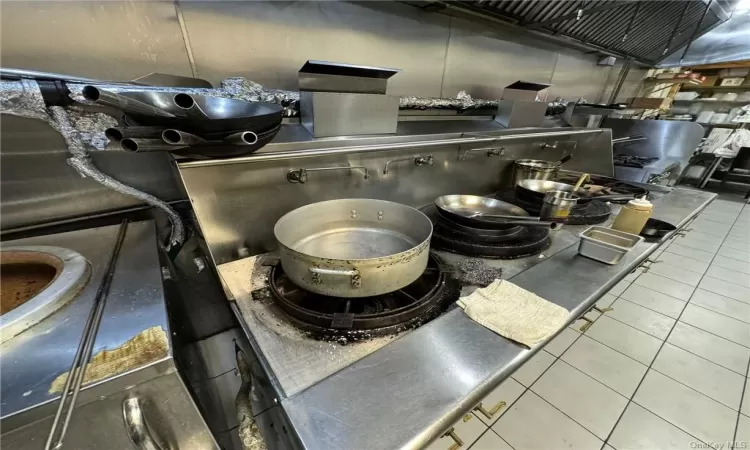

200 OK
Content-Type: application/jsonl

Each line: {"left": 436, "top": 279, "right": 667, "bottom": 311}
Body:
{"left": 309, "top": 267, "right": 361, "bottom": 288}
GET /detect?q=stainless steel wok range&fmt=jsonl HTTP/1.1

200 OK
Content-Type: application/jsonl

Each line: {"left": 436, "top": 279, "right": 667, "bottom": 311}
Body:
{"left": 263, "top": 198, "right": 553, "bottom": 342}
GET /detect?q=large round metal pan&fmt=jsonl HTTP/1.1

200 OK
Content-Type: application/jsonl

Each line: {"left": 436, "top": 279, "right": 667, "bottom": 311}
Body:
{"left": 435, "top": 195, "right": 531, "bottom": 228}
{"left": 274, "top": 199, "right": 433, "bottom": 298}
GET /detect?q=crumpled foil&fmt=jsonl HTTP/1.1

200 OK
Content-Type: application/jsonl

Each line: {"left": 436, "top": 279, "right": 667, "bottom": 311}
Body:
{"left": 399, "top": 90, "right": 498, "bottom": 110}
{"left": 235, "top": 349, "right": 267, "bottom": 450}
{"left": 0, "top": 80, "right": 184, "bottom": 249}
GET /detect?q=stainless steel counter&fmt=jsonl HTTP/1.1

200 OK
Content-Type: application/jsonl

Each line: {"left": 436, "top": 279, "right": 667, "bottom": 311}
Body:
{"left": 275, "top": 186, "right": 716, "bottom": 450}
{"left": 1, "top": 221, "right": 216, "bottom": 449}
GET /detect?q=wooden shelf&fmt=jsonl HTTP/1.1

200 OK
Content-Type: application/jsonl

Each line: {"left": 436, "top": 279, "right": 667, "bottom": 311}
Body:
{"left": 672, "top": 99, "right": 749, "bottom": 104}
{"left": 643, "top": 77, "right": 702, "bottom": 85}
{"left": 696, "top": 122, "right": 741, "bottom": 128}
{"left": 680, "top": 85, "right": 750, "bottom": 91}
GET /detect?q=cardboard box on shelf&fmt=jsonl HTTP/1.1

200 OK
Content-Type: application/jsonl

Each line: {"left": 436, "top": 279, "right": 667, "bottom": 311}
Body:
{"left": 719, "top": 77, "right": 745, "bottom": 86}
{"left": 630, "top": 97, "right": 671, "bottom": 109}
{"left": 701, "top": 75, "right": 719, "bottom": 86}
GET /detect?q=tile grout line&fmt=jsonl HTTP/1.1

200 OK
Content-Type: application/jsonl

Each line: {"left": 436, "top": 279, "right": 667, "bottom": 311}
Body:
{"left": 730, "top": 356, "right": 750, "bottom": 449}
{"left": 602, "top": 206, "right": 744, "bottom": 448}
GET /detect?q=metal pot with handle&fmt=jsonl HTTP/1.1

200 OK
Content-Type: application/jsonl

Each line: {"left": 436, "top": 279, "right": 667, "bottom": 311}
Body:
{"left": 274, "top": 199, "right": 433, "bottom": 298}
{"left": 512, "top": 154, "right": 572, "bottom": 185}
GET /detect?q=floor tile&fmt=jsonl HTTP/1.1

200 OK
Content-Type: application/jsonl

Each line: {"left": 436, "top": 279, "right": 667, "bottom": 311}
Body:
{"left": 698, "top": 211, "right": 740, "bottom": 224}
{"left": 683, "top": 230, "right": 728, "bottom": 245}
{"left": 742, "top": 379, "right": 749, "bottom": 417}
{"left": 690, "top": 289, "right": 750, "bottom": 323}
{"left": 722, "top": 238, "right": 750, "bottom": 253}
{"left": 561, "top": 335, "right": 647, "bottom": 397}
{"left": 679, "top": 304, "right": 750, "bottom": 347}
{"left": 531, "top": 360, "right": 628, "bottom": 440}
{"left": 606, "top": 299, "right": 675, "bottom": 339}
{"left": 663, "top": 243, "right": 715, "bottom": 263}
{"left": 672, "top": 236, "right": 722, "bottom": 254}
{"left": 469, "top": 430, "right": 513, "bottom": 450}
{"left": 634, "top": 370, "right": 737, "bottom": 445}
{"left": 736, "top": 415, "right": 749, "bottom": 450}
{"left": 545, "top": 327, "right": 580, "bottom": 357}
{"left": 597, "top": 293, "right": 618, "bottom": 309}
{"left": 652, "top": 343, "right": 745, "bottom": 410}
{"left": 647, "top": 262, "right": 704, "bottom": 286}
{"left": 474, "top": 377, "right": 525, "bottom": 426}
{"left": 657, "top": 251, "right": 710, "bottom": 274}
{"left": 712, "top": 255, "right": 750, "bottom": 275}
{"left": 719, "top": 246, "right": 750, "bottom": 263}
{"left": 608, "top": 403, "right": 702, "bottom": 450}
{"left": 690, "top": 220, "right": 731, "bottom": 237}
{"left": 727, "top": 231, "right": 750, "bottom": 244}
{"left": 634, "top": 273, "right": 696, "bottom": 301}
{"left": 607, "top": 279, "right": 631, "bottom": 297}
{"left": 586, "top": 316, "right": 663, "bottom": 365}
{"left": 511, "top": 350, "right": 555, "bottom": 387}
{"left": 620, "top": 284, "right": 686, "bottom": 319}
{"left": 706, "top": 265, "right": 750, "bottom": 289}
{"left": 493, "top": 391, "right": 603, "bottom": 450}
{"left": 699, "top": 276, "right": 750, "bottom": 304}
{"left": 668, "top": 322, "right": 750, "bottom": 375}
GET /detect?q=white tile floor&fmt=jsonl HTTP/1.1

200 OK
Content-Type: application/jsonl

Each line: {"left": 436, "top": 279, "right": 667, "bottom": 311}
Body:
{"left": 438, "top": 197, "right": 750, "bottom": 450}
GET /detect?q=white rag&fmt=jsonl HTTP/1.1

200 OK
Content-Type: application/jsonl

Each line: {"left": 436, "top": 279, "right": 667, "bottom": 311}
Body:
{"left": 457, "top": 279, "right": 571, "bottom": 348}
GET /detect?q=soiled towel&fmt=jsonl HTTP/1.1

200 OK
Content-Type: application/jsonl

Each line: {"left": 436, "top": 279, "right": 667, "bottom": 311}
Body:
{"left": 457, "top": 279, "right": 570, "bottom": 347}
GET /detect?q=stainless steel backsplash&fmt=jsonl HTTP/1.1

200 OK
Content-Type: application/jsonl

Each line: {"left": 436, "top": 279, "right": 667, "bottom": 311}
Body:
{"left": 176, "top": 122, "right": 613, "bottom": 265}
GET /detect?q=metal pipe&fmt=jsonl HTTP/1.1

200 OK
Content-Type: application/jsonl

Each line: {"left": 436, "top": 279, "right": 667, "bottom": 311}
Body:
{"left": 679, "top": 0, "right": 714, "bottom": 64}
{"left": 105, "top": 126, "right": 165, "bottom": 142}
{"left": 287, "top": 166, "right": 370, "bottom": 183}
{"left": 0, "top": 68, "right": 112, "bottom": 84}
{"left": 121, "top": 138, "right": 183, "bottom": 153}
{"left": 179, "top": 130, "right": 603, "bottom": 168}
{"left": 81, "top": 85, "right": 176, "bottom": 118}
{"left": 607, "top": 62, "right": 631, "bottom": 105}
{"left": 612, "top": 135, "right": 647, "bottom": 144}
{"left": 224, "top": 131, "right": 259, "bottom": 145}
{"left": 383, "top": 154, "right": 434, "bottom": 174}
{"left": 173, "top": 93, "right": 210, "bottom": 120}
{"left": 45, "top": 221, "right": 129, "bottom": 450}
{"left": 162, "top": 129, "right": 206, "bottom": 146}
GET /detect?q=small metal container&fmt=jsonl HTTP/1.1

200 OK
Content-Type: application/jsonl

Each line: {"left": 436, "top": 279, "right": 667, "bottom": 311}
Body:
{"left": 540, "top": 190, "right": 578, "bottom": 227}
{"left": 577, "top": 226, "right": 644, "bottom": 265}
{"left": 513, "top": 159, "right": 559, "bottom": 185}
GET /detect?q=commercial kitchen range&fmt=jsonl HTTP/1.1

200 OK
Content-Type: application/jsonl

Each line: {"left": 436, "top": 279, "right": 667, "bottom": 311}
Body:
{"left": 170, "top": 119, "right": 717, "bottom": 450}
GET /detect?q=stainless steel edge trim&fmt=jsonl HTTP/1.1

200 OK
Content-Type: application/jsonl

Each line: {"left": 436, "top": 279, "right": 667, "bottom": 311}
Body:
{"left": 178, "top": 129, "right": 602, "bottom": 168}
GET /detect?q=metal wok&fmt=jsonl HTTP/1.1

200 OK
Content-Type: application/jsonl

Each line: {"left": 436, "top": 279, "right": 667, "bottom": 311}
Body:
{"left": 516, "top": 180, "right": 636, "bottom": 204}
{"left": 274, "top": 199, "right": 433, "bottom": 298}
{"left": 118, "top": 92, "right": 284, "bottom": 134}
{"left": 434, "top": 195, "right": 557, "bottom": 229}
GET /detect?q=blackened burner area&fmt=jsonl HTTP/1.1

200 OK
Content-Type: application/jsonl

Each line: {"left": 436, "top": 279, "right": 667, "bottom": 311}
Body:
{"left": 269, "top": 254, "right": 460, "bottom": 342}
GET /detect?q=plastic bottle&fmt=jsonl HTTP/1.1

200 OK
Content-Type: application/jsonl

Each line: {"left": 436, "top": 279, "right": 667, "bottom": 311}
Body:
{"left": 612, "top": 197, "right": 653, "bottom": 235}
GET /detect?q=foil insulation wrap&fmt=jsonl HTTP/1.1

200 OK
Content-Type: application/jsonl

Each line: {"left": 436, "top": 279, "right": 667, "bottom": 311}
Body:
{"left": 399, "top": 90, "right": 498, "bottom": 111}
{"left": 0, "top": 80, "right": 184, "bottom": 248}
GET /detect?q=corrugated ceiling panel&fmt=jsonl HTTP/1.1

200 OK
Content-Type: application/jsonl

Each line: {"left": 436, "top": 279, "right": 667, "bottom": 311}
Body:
{"left": 456, "top": 0, "right": 726, "bottom": 64}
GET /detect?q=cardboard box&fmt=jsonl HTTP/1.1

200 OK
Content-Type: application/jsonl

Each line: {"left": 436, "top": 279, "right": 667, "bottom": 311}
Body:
{"left": 701, "top": 75, "right": 719, "bottom": 86}
{"left": 501, "top": 81, "right": 551, "bottom": 101}
{"left": 719, "top": 77, "right": 745, "bottom": 86}
{"left": 630, "top": 97, "right": 671, "bottom": 109}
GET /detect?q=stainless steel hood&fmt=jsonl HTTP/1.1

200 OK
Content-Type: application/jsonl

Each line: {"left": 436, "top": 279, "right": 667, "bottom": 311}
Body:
{"left": 659, "top": 11, "right": 750, "bottom": 67}
{"left": 407, "top": 0, "right": 736, "bottom": 66}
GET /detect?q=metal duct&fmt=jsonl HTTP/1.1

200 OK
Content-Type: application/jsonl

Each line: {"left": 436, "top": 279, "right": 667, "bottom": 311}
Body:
{"left": 658, "top": 11, "right": 750, "bottom": 67}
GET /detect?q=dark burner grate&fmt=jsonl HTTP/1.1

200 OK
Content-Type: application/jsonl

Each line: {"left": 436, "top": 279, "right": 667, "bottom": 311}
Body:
{"left": 268, "top": 254, "right": 460, "bottom": 342}
{"left": 613, "top": 155, "right": 660, "bottom": 168}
